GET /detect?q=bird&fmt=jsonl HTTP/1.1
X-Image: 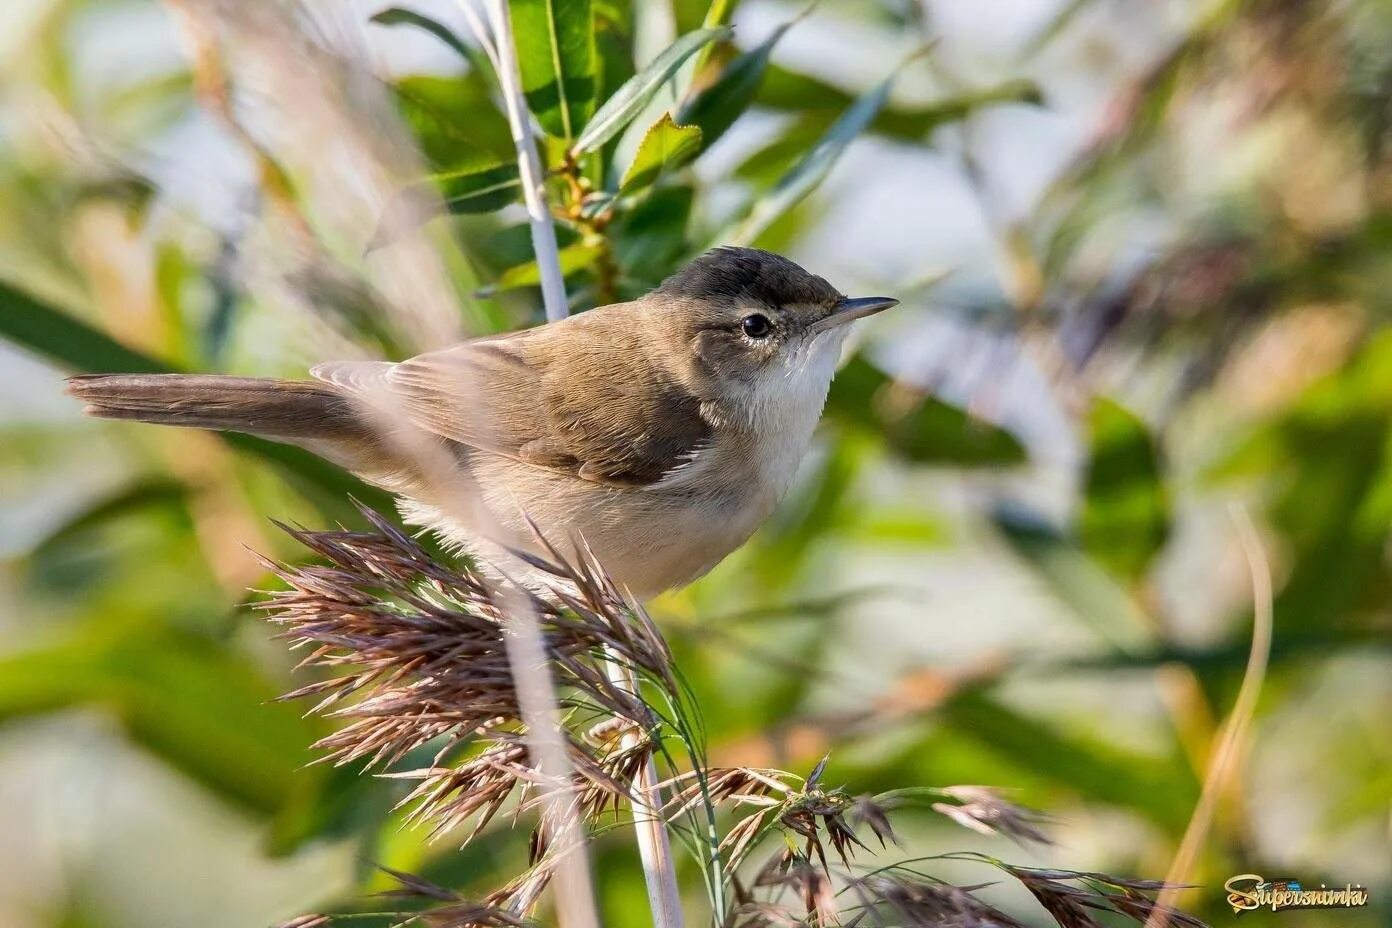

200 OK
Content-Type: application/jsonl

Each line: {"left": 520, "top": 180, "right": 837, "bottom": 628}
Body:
{"left": 67, "top": 246, "right": 898, "bottom": 598}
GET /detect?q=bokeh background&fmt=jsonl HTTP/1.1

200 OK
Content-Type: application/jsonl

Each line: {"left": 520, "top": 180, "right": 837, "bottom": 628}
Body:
{"left": 0, "top": 0, "right": 1389, "bottom": 926}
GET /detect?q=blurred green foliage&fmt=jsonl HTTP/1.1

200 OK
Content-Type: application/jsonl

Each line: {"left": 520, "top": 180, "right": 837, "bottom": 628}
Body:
{"left": 0, "top": 0, "right": 1389, "bottom": 926}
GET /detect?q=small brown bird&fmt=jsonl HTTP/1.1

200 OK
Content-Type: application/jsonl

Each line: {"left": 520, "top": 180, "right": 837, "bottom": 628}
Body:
{"left": 68, "top": 247, "right": 897, "bottom": 597}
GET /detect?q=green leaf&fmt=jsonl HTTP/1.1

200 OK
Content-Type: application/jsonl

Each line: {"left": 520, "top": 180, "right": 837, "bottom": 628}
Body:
{"left": 0, "top": 280, "right": 392, "bottom": 516}
{"left": 492, "top": 241, "right": 603, "bottom": 291}
{"left": 832, "top": 687, "right": 1197, "bottom": 833}
{"left": 618, "top": 113, "right": 702, "bottom": 192}
{"left": 1079, "top": 399, "right": 1170, "bottom": 582}
{"left": 370, "top": 161, "right": 522, "bottom": 250}
{"left": 728, "top": 71, "right": 894, "bottom": 246}
{"left": 0, "top": 280, "right": 170, "bottom": 374}
{"left": 475, "top": 222, "right": 582, "bottom": 276}
{"left": 511, "top": 0, "right": 597, "bottom": 140}
{"left": 392, "top": 76, "right": 513, "bottom": 169}
{"left": 28, "top": 479, "right": 186, "bottom": 557}
{"left": 756, "top": 65, "right": 1043, "bottom": 142}
{"left": 371, "top": 7, "right": 478, "bottom": 67}
{"left": 824, "top": 356, "right": 1026, "bottom": 466}
{"left": 676, "top": 16, "right": 796, "bottom": 151}
{"left": 733, "top": 117, "right": 824, "bottom": 185}
{"left": 1034, "top": 627, "right": 1391, "bottom": 674}
{"left": 1212, "top": 331, "right": 1392, "bottom": 634}
{"left": 438, "top": 162, "right": 524, "bottom": 211}
{"left": 993, "top": 507, "right": 1154, "bottom": 653}
{"left": 0, "top": 633, "right": 320, "bottom": 816}
{"left": 938, "top": 691, "right": 1197, "bottom": 831}
{"left": 614, "top": 184, "right": 694, "bottom": 289}
{"left": 571, "top": 26, "right": 730, "bottom": 156}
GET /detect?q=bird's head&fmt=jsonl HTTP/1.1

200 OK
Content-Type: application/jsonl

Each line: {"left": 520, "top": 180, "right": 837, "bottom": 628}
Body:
{"left": 647, "top": 246, "right": 898, "bottom": 420}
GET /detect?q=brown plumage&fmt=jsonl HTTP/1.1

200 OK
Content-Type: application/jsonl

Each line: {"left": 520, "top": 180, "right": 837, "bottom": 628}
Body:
{"left": 67, "top": 374, "right": 367, "bottom": 439}
{"left": 66, "top": 247, "right": 896, "bottom": 597}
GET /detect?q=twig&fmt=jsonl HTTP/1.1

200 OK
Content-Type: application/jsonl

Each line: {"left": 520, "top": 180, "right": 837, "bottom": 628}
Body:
{"left": 483, "top": 0, "right": 569, "bottom": 321}
{"left": 604, "top": 648, "right": 685, "bottom": 928}
{"left": 1145, "top": 501, "right": 1273, "bottom": 925}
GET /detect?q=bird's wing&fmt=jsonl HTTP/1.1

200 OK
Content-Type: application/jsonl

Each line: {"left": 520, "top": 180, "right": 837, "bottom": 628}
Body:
{"left": 313, "top": 315, "right": 711, "bottom": 487}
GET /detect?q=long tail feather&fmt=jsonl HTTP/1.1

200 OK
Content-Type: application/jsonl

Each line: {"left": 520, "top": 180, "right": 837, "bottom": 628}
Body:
{"left": 65, "top": 373, "right": 368, "bottom": 441}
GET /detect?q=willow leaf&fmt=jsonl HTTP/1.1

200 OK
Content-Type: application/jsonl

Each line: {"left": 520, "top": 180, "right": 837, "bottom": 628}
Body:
{"left": 0, "top": 280, "right": 169, "bottom": 374}
{"left": 619, "top": 114, "right": 702, "bottom": 192}
{"left": 571, "top": 26, "right": 730, "bottom": 156}
{"left": 1079, "top": 399, "right": 1171, "bottom": 582}
{"left": 491, "top": 241, "right": 603, "bottom": 292}
{"left": 511, "top": 0, "right": 597, "bottom": 140}
{"left": 677, "top": 16, "right": 798, "bottom": 151}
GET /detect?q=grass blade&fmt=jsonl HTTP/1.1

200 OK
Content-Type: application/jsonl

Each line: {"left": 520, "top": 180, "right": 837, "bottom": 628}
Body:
{"left": 0, "top": 280, "right": 170, "bottom": 374}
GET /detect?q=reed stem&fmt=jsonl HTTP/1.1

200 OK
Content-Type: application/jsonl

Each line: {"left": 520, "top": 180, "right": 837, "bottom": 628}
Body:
{"left": 604, "top": 648, "right": 685, "bottom": 928}
{"left": 482, "top": 0, "right": 569, "bottom": 321}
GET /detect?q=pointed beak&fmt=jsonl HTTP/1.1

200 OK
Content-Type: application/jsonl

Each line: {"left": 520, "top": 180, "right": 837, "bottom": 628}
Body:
{"left": 810, "top": 296, "right": 900, "bottom": 333}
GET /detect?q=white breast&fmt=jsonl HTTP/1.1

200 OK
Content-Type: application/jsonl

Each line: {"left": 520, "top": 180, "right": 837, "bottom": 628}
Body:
{"left": 655, "top": 327, "right": 849, "bottom": 524}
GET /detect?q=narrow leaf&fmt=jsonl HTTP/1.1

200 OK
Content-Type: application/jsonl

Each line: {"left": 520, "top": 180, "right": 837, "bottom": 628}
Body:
{"left": 0, "top": 635, "right": 320, "bottom": 816}
{"left": 439, "top": 162, "right": 523, "bottom": 211}
{"left": 0, "top": 280, "right": 170, "bottom": 374}
{"left": 619, "top": 113, "right": 702, "bottom": 192}
{"left": 728, "top": 71, "right": 894, "bottom": 246}
{"left": 371, "top": 7, "right": 477, "bottom": 65}
{"left": 757, "top": 65, "right": 1042, "bottom": 142}
{"left": 571, "top": 26, "right": 730, "bottom": 156}
{"left": 824, "top": 356, "right": 1026, "bottom": 467}
{"left": 490, "top": 241, "right": 603, "bottom": 292}
{"left": 392, "top": 76, "right": 513, "bottom": 169}
{"left": 370, "top": 161, "right": 522, "bottom": 249}
{"left": 677, "top": 17, "right": 797, "bottom": 150}
{"left": 511, "top": 0, "right": 597, "bottom": 140}
{"left": 614, "top": 184, "right": 694, "bottom": 287}
{"left": 941, "top": 691, "right": 1197, "bottom": 831}
{"left": 0, "top": 281, "right": 392, "bottom": 515}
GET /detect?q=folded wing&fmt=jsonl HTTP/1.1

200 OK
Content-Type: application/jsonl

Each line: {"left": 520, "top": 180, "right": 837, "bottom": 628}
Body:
{"left": 313, "top": 314, "right": 710, "bottom": 487}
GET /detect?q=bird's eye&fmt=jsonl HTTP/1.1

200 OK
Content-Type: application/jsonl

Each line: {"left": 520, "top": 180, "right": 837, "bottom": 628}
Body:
{"left": 741, "top": 313, "right": 772, "bottom": 338}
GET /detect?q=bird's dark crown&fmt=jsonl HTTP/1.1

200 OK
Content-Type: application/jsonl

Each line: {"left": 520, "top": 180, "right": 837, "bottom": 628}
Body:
{"left": 655, "top": 246, "right": 842, "bottom": 309}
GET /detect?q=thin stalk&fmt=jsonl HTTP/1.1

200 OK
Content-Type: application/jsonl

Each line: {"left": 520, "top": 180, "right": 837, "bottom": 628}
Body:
{"left": 483, "top": 0, "right": 569, "bottom": 321}
{"left": 501, "top": 586, "right": 601, "bottom": 928}
{"left": 604, "top": 648, "right": 685, "bottom": 928}
{"left": 1145, "top": 501, "right": 1273, "bottom": 926}
{"left": 347, "top": 389, "right": 600, "bottom": 928}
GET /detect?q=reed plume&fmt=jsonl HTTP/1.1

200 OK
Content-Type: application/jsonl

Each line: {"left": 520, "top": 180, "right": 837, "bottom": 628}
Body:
{"left": 263, "top": 507, "right": 1205, "bottom": 928}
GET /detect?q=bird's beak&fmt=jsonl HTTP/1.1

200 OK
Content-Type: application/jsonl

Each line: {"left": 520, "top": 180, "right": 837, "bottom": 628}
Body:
{"left": 810, "top": 296, "right": 900, "bottom": 333}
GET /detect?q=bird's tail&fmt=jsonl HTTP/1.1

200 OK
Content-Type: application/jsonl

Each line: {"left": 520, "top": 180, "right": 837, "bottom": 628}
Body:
{"left": 65, "top": 373, "right": 369, "bottom": 442}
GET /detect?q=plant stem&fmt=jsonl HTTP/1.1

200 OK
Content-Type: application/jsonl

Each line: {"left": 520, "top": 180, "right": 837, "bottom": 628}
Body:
{"left": 604, "top": 648, "right": 685, "bottom": 928}
{"left": 1146, "top": 502, "right": 1273, "bottom": 926}
{"left": 501, "top": 586, "right": 601, "bottom": 928}
{"left": 483, "top": 0, "right": 569, "bottom": 321}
